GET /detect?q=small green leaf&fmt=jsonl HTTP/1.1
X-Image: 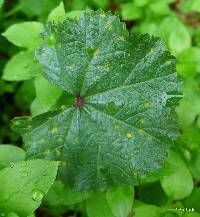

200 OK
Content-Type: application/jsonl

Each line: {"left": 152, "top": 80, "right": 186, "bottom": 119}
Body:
{"left": 176, "top": 78, "right": 200, "bottom": 128}
{"left": 34, "top": 76, "right": 63, "bottom": 112}
{"left": 106, "top": 186, "right": 134, "bottom": 217}
{"left": 177, "top": 47, "right": 200, "bottom": 78}
{"left": 0, "top": 145, "right": 25, "bottom": 170}
{"left": 133, "top": 201, "right": 161, "bottom": 217}
{"left": 137, "top": 182, "right": 168, "bottom": 206}
{"left": 2, "top": 22, "right": 43, "bottom": 49}
{"left": 161, "top": 151, "right": 193, "bottom": 200}
{"left": 169, "top": 24, "right": 191, "bottom": 55}
{"left": 191, "top": 0, "right": 200, "bottom": 13}
{"left": 93, "top": 0, "right": 109, "bottom": 9}
{"left": 30, "top": 98, "right": 46, "bottom": 116}
{"left": 18, "top": 0, "right": 60, "bottom": 17}
{"left": 134, "top": 0, "right": 150, "bottom": 7}
{"left": 48, "top": 1, "right": 66, "bottom": 22}
{"left": 2, "top": 51, "right": 40, "bottom": 81}
{"left": 0, "top": 0, "right": 4, "bottom": 8}
{"left": 86, "top": 192, "right": 115, "bottom": 217}
{"left": 0, "top": 160, "right": 58, "bottom": 217}
{"left": 44, "top": 180, "right": 90, "bottom": 207}
{"left": 150, "top": 1, "right": 170, "bottom": 15}
{"left": 183, "top": 187, "right": 200, "bottom": 213}
{"left": 5, "top": 213, "right": 19, "bottom": 217}
{"left": 120, "top": 3, "right": 142, "bottom": 20}
{"left": 65, "top": 10, "right": 83, "bottom": 19}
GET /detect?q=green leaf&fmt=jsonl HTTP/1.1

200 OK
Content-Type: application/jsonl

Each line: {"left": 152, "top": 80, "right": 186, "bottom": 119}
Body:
{"left": 18, "top": 0, "right": 60, "bottom": 18}
{"left": 183, "top": 187, "right": 200, "bottom": 213}
{"left": 0, "top": 160, "right": 58, "bottom": 217}
{"left": 168, "top": 24, "right": 191, "bottom": 55}
{"left": 34, "top": 76, "right": 63, "bottom": 112}
{"left": 44, "top": 180, "right": 90, "bottom": 207}
{"left": 176, "top": 78, "right": 200, "bottom": 128}
{"left": 93, "top": 0, "right": 109, "bottom": 9}
{"left": 133, "top": 201, "right": 161, "bottom": 217}
{"left": 2, "top": 22, "right": 43, "bottom": 49}
{"left": 149, "top": 1, "right": 170, "bottom": 15}
{"left": 0, "top": 145, "right": 25, "bottom": 170}
{"left": 48, "top": 1, "right": 66, "bottom": 23}
{"left": 191, "top": 0, "right": 200, "bottom": 13}
{"left": 177, "top": 47, "right": 200, "bottom": 78}
{"left": 106, "top": 186, "right": 134, "bottom": 217}
{"left": 0, "top": 0, "right": 4, "bottom": 8}
{"left": 137, "top": 182, "right": 168, "bottom": 206}
{"left": 15, "top": 80, "right": 35, "bottom": 110}
{"left": 134, "top": 0, "right": 150, "bottom": 7}
{"left": 86, "top": 192, "right": 115, "bottom": 217}
{"left": 160, "top": 151, "right": 193, "bottom": 200}
{"left": 13, "top": 10, "right": 182, "bottom": 191}
{"left": 120, "top": 3, "right": 142, "bottom": 20}
{"left": 5, "top": 213, "right": 19, "bottom": 217}
{"left": 30, "top": 98, "right": 47, "bottom": 116}
{"left": 187, "top": 148, "right": 200, "bottom": 179}
{"left": 2, "top": 51, "right": 40, "bottom": 81}
{"left": 65, "top": 10, "right": 84, "bottom": 19}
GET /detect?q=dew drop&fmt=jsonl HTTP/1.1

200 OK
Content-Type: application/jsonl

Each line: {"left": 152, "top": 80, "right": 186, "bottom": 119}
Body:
{"left": 31, "top": 189, "right": 44, "bottom": 202}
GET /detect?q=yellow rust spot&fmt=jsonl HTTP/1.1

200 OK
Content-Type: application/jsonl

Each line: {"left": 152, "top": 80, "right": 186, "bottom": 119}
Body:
{"left": 51, "top": 127, "right": 58, "bottom": 133}
{"left": 27, "top": 125, "right": 32, "bottom": 128}
{"left": 61, "top": 160, "right": 68, "bottom": 167}
{"left": 139, "top": 118, "right": 145, "bottom": 124}
{"left": 69, "top": 64, "right": 75, "bottom": 69}
{"left": 100, "top": 10, "right": 106, "bottom": 17}
{"left": 126, "top": 132, "right": 133, "bottom": 139}
{"left": 103, "top": 62, "right": 110, "bottom": 71}
{"left": 148, "top": 135, "right": 153, "bottom": 141}
{"left": 43, "top": 149, "right": 50, "bottom": 155}
{"left": 139, "top": 129, "right": 144, "bottom": 135}
{"left": 144, "top": 101, "right": 151, "bottom": 108}
{"left": 114, "top": 123, "right": 120, "bottom": 129}
{"left": 55, "top": 148, "right": 61, "bottom": 157}
{"left": 94, "top": 49, "right": 99, "bottom": 58}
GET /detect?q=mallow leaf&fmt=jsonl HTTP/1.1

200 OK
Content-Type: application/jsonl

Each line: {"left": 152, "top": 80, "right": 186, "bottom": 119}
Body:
{"left": 12, "top": 10, "right": 182, "bottom": 191}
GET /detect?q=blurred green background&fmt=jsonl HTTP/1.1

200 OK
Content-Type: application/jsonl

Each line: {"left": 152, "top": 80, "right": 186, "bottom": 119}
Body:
{"left": 1, "top": 0, "right": 200, "bottom": 216}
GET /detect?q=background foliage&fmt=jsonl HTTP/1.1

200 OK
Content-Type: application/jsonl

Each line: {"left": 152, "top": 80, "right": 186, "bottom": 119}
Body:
{"left": 0, "top": 0, "right": 200, "bottom": 216}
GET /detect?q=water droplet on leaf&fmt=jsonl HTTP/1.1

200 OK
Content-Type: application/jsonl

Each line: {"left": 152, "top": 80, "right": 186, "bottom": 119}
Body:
{"left": 31, "top": 189, "right": 44, "bottom": 202}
